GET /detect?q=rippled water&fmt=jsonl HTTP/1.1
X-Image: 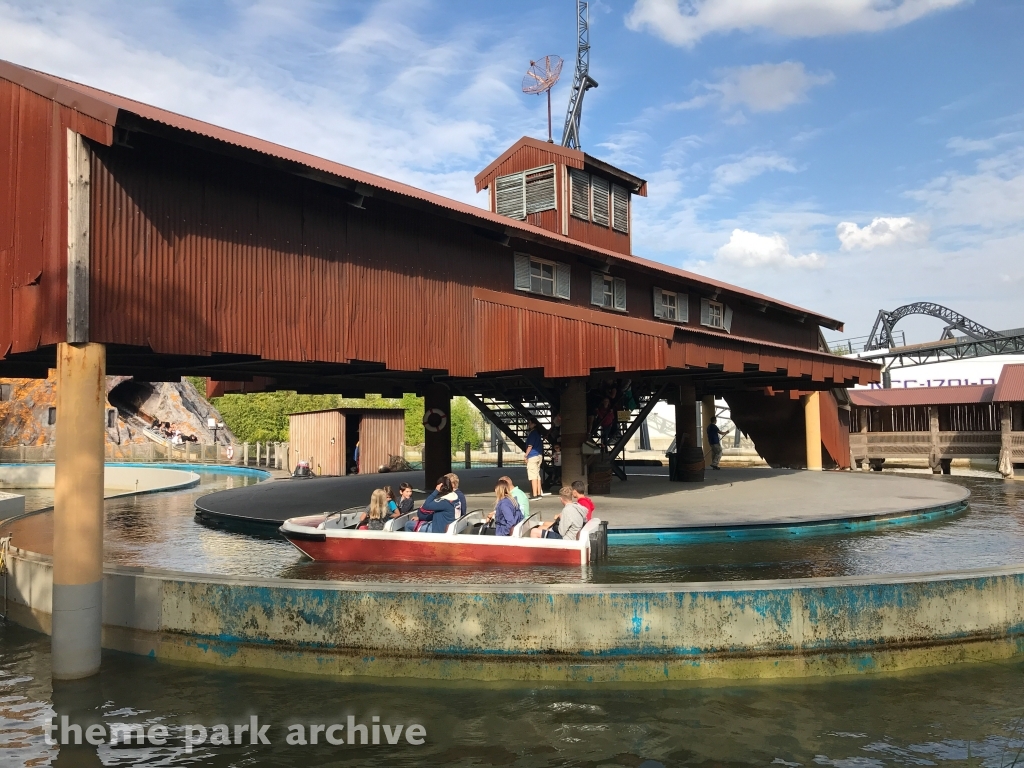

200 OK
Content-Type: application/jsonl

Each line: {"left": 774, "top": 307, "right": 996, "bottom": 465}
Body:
{"left": 3, "top": 621, "right": 1024, "bottom": 767}
{"left": 4, "top": 471, "right": 1023, "bottom": 584}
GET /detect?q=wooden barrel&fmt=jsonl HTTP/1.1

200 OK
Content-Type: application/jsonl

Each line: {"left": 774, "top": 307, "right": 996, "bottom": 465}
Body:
{"left": 676, "top": 446, "right": 705, "bottom": 482}
{"left": 589, "top": 463, "right": 613, "bottom": 495}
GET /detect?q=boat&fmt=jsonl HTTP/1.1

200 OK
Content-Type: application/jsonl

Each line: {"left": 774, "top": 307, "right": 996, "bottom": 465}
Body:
{"left": 279, "top": 508, "right": 607, "bottom": 566}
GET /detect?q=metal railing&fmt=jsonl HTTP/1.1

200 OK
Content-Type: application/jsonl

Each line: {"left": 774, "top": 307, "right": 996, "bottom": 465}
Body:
{"left": 0, "top": 441, "right": 290, "bottom": 470}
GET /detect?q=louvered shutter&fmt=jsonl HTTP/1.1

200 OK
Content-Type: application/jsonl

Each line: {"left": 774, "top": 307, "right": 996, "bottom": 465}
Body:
{"left": 496, "top": 172, "right": 525, "bottom": 220}
{"left": 613, "top": 278, "right": 627, "bottom": 311}
{"left": 554, "top": 262, "right": 571, "bottom": 299}
{"left": 677, "top": 293, "right": 689, "bottom": 323}
{"left": 525, "top": 165, "right": 556, "bottom": 214}
{"left": 653, "top": 287, "right": 665, "bottom": 319}
{"left": 591, "top": 176, "right": 610, "bottom": 226}
{"left": 591, "top": 272, "right": 605, "bottom": 306}
{"left": 723, "top": 304, "right": 733, "bottom": 333}
{"left": 514, "top": 253, "right": 531, "bottom": 292}
{"left": 611, "top": 184, "right": 629, "bottom": 233}
{"left": 569, "top": 168, "right": 590, "bottom": 220}
{"left": 700, "top": 298, "right": 711, "bottom": 326}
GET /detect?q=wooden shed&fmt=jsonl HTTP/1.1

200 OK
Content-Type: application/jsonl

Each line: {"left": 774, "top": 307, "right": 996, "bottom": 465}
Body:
{"left": 288, "top": 408, "right": 406, "bottom": 476}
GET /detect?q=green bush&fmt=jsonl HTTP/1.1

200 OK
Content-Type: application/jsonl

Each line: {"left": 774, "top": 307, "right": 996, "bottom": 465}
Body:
{"left": 206, "top": 387, "right": 483, "bottom": 451}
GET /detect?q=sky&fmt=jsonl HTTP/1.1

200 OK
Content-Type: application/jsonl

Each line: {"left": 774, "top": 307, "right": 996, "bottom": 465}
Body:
{"left": 2, "top": 0, "right": 1022, "bottom": 342}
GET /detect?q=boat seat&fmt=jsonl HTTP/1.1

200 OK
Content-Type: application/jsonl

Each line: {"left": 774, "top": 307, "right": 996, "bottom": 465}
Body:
{"left": 513, "top": 512, "right": 539, "bottom": 538}
{"left": 384, "top": 511, "right": 416, "bottom": 532}
{"left": 447, "top": 509, "right": 484, "bottom": 535}
{"left": 319, "top": 509, "right": 363, "bottom": 530}
{"left": 577, "top": 517, "right": 601, "bottom": 543}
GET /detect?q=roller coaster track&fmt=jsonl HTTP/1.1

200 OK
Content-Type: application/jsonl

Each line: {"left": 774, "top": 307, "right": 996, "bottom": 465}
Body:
{"left": 865, "top": 303, "right": 1001, "bottom": 351}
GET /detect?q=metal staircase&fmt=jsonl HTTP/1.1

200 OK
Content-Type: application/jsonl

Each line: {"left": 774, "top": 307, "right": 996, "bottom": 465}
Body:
{"left": 460, "top": 379, "right": 667, "bottom": 483}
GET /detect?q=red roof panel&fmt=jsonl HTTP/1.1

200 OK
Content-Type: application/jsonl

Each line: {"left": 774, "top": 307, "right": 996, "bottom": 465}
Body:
{"left": 849, "top": 385, "right": 995, "bottom": 407}
{"left": 994, "top": 364, "right": 1024, "bottom": 402}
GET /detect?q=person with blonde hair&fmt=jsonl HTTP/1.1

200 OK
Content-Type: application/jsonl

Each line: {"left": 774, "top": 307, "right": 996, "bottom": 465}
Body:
{"left": 362, "top": 488, "right": 389, "bottom": 531}
{"left": 499, "top": 475, "right": 530, "bottom": 518}
{"left": 487, "top": 480, "right": 523, "bottom": 536}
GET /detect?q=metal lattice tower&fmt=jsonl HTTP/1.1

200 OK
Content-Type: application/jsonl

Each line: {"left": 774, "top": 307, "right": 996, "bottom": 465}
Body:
{"left": 561, "top": 0, "right": 598, "bottom": 150}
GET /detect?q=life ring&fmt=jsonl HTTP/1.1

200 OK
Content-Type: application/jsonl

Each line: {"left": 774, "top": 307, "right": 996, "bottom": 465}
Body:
{"left": 423, "top": 408, "right": 448, "bottom": 433}
{"left": 225, "top": 445, "right": 234, "bottom": 460}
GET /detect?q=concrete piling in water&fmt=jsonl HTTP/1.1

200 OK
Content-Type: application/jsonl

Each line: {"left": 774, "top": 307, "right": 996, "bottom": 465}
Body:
{"left": 52, "top": 342, "right": 106, "bottom": 679}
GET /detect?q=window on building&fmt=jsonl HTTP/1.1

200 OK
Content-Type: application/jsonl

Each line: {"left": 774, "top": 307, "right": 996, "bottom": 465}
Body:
{"left": 0, "top": 383, "right": 11, "bottom": 402}
{"left": 525, "top": 164, "right": 556, "bottom": 214}
{"left": 514, "top": 253, "right": 570, "bottom": 299}
{"left": 106, "top": 409, "right": 117, "bottom": 428}
{"left": 569, "top": 168, "right": 590, "bottom": 220}
{"left": 700, "top": 298, "right": 733, "bottom": 332}
{"left": 591, "top": 272, "right": 626, "bottom": 311}
{"left": 47, "top": 406, "right": 57, "bottom": 425}
{"left": 611, "top": 184, "right": 629, "bottom": 233}
{"left": 653, "top": 287, "right": 687, "bottom": 322}
{"left": 495, "top": 171, "right": 525, "bottom": 219}
{"left": 591, "top": 176, "right": 610, "bottom": 226}
{"left": 495, "top": 164, "right": 557, "bottom": 220}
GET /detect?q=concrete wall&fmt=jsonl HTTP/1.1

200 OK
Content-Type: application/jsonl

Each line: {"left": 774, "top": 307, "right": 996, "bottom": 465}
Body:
{"left": 0, "top": 464, "right": 198, "bottom": 495}
{"left": 0, "top": 491, "right": 25, "bottom": 518}
{"left": 6, "top": 546, "right": 1024, "bottom": 683}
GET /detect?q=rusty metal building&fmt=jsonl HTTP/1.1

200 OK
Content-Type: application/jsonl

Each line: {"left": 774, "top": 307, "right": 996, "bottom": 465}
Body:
{"left": 0, "top": 59, "right": 881, "bottom": 475}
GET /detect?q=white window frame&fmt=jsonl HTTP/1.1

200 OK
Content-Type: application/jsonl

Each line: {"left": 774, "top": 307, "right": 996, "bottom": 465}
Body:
{"left": 591, "top": 272, "right": 627, "bottom": 311}
{"left": 700, "top": 298, "right": 733, "bottom": 332}
{"left": 515, "top": 253, "right": 571, "bottom": 300}
{"left": 653, "top": 287, "right": 688, "bottom": 322}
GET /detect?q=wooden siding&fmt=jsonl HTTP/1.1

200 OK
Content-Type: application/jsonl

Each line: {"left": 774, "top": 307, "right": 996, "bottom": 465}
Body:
{"left": 819, "top": 391, "right": 851, "bottom": 469}
{"left": 289, "top": 410, "right": 344, "bottom": 476}
{"left": 358, "top": 411, "right": 405, "bottom": 473}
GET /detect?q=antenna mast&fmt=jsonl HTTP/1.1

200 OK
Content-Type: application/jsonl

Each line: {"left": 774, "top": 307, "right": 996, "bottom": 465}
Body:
{"left": 561, "top": 0, "right": 598, "bottom": 150}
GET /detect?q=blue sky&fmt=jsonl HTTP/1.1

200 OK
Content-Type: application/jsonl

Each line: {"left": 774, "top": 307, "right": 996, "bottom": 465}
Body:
{"left": 2, "top": 0, "right": 1022, "bottom": 341}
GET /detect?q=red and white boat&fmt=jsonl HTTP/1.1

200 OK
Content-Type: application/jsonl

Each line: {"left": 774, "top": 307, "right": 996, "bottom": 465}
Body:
{"left": 280, "top": 509, "right": 606, "bottom": 566}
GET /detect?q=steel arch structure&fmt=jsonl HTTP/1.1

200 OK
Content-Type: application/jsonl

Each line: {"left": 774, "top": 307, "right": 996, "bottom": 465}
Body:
{"left": 864, "top": 303, "right": 1001, "bottom": 351}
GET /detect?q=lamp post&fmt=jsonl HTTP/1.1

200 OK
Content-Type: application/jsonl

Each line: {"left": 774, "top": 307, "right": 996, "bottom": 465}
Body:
{"left": 207, "top": 417, "right": 225, "bottom": 444}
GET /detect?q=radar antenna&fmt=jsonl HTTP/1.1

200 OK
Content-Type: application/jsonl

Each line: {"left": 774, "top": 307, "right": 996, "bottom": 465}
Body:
{"left": 522, "top": 55, "right": 564, "bottom": 143}
{"left": 561, "top": 0, "right": 598, "bottom": 150}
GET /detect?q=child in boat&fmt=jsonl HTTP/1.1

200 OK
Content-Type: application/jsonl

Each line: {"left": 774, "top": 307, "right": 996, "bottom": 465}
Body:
{"left": 361, "top": 488, "right": 389, "bottom": 531}
{"left": 487, "top": 481, "right": 524, "bottom": 536}
{"left": 444, "top": 473, "right": 467, "bottom": 519}
{"left": 570, "top": 480, "right": 595, "bottom": 522}
{"left": 395, "top": 482, "right": 415, "bottom": 517}
{"left": 530, "top": 486, "right": 587, "bottom": 540}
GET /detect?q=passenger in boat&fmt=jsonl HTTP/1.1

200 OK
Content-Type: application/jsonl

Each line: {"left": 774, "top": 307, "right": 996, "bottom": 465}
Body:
{"left": 530, "top": 486, "right": 587, "bottom": 540}
{"left": 415, "top": 476, "right": 458, "bottom": 533}
{"left": 362, "top": 489, "right": 389, "bottom": 531}
{"left": 383, "top": 486, "right": 399, "bottom": 517}
{"left": 445, "top": 473, "right": 467, "bottom": 519}
{"left": 487, "top": 481, "right": 523, "bottom": 536}
{"left": 499, "top": 476, "right": 530, "bottom": 518}
{"left": 570, "top": 480, "right": 595, "bottom": 522}
{"left": 395, "top": 482, "right": 415, "bottom": 517}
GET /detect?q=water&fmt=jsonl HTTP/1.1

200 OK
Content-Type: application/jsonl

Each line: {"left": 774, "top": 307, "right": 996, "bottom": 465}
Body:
{"left": 53, "top": 473, "right": 1024, "bottom": 582}
{"left": 3, "top": 621, "right": 1024, "bottom": 767}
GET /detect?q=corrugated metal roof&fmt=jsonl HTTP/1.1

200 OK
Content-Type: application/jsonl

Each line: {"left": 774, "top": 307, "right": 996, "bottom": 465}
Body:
{"left": 849, "top": 386, "right": 995, "bottom": 407}
{"left": 994, "top": 364, "right": 1024, "bottom": 402}
{"left": 0, "top": 58, "right": 846, "bottom": 332}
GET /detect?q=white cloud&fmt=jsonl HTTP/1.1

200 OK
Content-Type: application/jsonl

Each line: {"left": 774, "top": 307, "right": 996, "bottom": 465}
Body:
{"left": 836, "top": 217, "right": 929, "bottom": 250}
{"left": 712, "top": 153, "right": 797, "bottom": 189}
{"left": 946, "top": 132, "right": 1024, "bottom": 155}
{"left": 715, "top": 229, "right": 824, "bottom": 268}
{"left": 710, "top": 62, "right": 834, "bottom": 113}
{"left": 670, "top": 62, "right": 833, "bottom": 116}
{"left": 0, "top": 0, "right": 540, "bottom": 206}
{"left": 907, "top": 148, "right": 1024, "bottom": 232}
{"left": 625, "top": 0, "right": 968, "bottom": 48}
